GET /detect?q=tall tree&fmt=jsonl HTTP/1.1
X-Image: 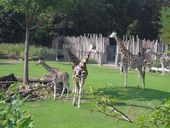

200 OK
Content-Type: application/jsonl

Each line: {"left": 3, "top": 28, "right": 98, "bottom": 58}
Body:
{"left": 0, "top": 12, "right": 24, "bottom": 43}
{"left": 0, "top": 0, "right": 55, "bottom": 84}
{"left": 159, "top": 7, "right": 170, "bottom": 44}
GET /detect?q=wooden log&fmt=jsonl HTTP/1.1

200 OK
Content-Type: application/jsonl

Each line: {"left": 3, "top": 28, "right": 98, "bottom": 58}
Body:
{"left": 0, "top": 73, "right": 17, "bottom": 81}
{"left": 0, "top": 78, "right": 53, "bottom": 87}
{"left": 16, "top": 77, "right": 53, "bottom": 83}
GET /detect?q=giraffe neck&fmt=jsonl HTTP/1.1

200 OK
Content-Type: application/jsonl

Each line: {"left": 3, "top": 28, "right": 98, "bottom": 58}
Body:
{"left": 66, "top": 47, "right": 80, "bottom": 65}
{"left": 149, "top": 50, "right": 163, "bottom": 57}
{"left": 114, "top": 36, "right": 130, "bottom": 54}
{"left": 41, "top": 62, "right": 59, "bottom": 74}
{"left": 78, "top": 51, "right": 91, "bottom": 68}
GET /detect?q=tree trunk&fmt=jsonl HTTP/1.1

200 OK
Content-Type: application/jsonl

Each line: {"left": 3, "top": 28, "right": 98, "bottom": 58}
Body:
{"left": 23, "top": 26, "right": 29, "bottom": 84}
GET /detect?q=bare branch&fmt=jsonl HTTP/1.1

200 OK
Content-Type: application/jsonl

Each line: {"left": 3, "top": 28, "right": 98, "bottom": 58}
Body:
{"left": 0, "top": 9, "right": 3, "bottom": 14}
{"left": 109, "top": 106, "right": 133, "bottom": 123}
{"left": 8, "top": 13, "right": 25, "bottom": 29}
{"left": 29, "top": 3, "right": 39, "bottom": 26}
{"left": 90, "top": 109, "right": 133, "bottom": 123}
{"left": 29, "top": 23, "right": 39, "bottom": 30}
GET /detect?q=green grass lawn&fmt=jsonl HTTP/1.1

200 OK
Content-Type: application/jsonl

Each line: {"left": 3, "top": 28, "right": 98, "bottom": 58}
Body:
{"left": 0, "top": 59, "right": 170, "bottom": 128}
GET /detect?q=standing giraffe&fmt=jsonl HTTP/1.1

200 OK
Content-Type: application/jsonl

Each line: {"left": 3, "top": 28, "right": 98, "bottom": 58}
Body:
{"left": 65, "top": 46, "right": 80, "bottom": 95}
{"left": 109, "top": 32, "right": 146, "bottom": 88}
{"left": 146, "top": 49, "right": 170, "bottom": 76}
{"left": 67, "top": 44, "right": 96, "bottom": 108}
{"left": 36, "top": 59, "right": 69, "bottom": 100}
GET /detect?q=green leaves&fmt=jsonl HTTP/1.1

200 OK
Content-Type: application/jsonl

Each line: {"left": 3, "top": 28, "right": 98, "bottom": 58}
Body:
{"left": 0, "top": 84, "right": 33, "bottom": 128}
{"left": 136, "top": 100, "right": 170, "bottom": 128}
{"left": 159, "top": 7, "right": 170, "bottom": 43}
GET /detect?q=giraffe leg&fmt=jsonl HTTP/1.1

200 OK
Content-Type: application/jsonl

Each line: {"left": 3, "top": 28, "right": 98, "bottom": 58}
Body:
{"left": 66, "top": 83, "right": 69, "bottom": 99}
{"left": 160, "top": 60, "right": 165, "bottom": 76}
{"left": 59, "top": 83, "right": 65, "bottom": 99}
{"left": 123, "top": 66, "right": 128, "bottom": 87}
{"left": 53, "top": 81, "right": 57, "bottom": 100}
{"left": 77, "top": 78, "right": 84, "bottom": 108}
{"left": 73, "top": 80, "right": 78, "bottom": 106}
{"left": 137, "top": 72, "right": 140, "bottom": 89}
{"left": 137, "top": 67, "right": 145, "bottom": 89}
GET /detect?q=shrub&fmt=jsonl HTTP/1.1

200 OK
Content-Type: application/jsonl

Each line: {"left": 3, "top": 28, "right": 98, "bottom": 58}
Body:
{"left": 151, "top": 59, "right": 161, "bottom": 68}
{"left": 0, "top": 43, "right": 56, "bottom": 60}
{"left": 0, "top": 83, "right": 33, "bottom": 128}
{"left": 136, "top": 100, "right": 170, "bottom": 128}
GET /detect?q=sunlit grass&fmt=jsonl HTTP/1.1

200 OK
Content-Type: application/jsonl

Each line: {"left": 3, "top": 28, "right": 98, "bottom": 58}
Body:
{"left": 0, "top": 59, "right": 170, "bottom": 128}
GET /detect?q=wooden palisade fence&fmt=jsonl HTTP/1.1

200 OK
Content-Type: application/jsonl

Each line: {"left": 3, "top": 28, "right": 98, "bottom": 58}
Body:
{"left": 52, "top": 34, "right": 109, "bottom": 64}
{"left": 52, "top": 34, "right": 169, "bottom": 65}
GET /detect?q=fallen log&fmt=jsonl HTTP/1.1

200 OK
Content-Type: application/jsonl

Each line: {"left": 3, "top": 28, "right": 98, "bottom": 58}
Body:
{"left": 0, "top": 76, "right": 53, "bottom": 90}
{"left": 0, "top": 73, "right": 17, "bottom": 81}
{"left": 18, "top": 82, "right": 53, "bottom": 97}
{"left": 16, "top": 77, "right": 53, "bottom": 83}
{"left": 7, "top": 82, "right": 66, "bottom": 100}
{"left": 0, "top": 74, "right": 67, "bottom": 96}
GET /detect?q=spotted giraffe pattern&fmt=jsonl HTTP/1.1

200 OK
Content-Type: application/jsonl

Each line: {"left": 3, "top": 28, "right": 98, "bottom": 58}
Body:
{"left": 67, "top": 44, "right": 96, "bottom": 108}
{"left": 36, "top": 59, "right": 69, "bottom": 100}
{"left": 109, "top": 32, "right": 146, "bottom": 88}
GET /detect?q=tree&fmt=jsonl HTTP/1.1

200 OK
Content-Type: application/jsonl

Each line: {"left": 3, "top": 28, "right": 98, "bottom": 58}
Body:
{"left": 0, "top": 0, "right": 56, "bottom": 84}
{"left": 159, "top": 7, "right": 170, "bottom": 44}
{"left": 0, "top": 12, "right": 24, "bottom": 43}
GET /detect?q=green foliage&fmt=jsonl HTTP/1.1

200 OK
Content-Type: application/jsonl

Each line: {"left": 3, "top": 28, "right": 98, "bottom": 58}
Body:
{"left": 0, "top": 43, "right": 24, "bottom": 56}
{"left": 159, "top": 7, "right": 170, "bottom": 43}
{"left": 0, "top": 84, "right": 33, "bottom": 128}
{"left": 0, "top": 43, "right": 57, "bottom": 60}
{"left": 151, "top": 59, "right": 162, "bottom": 68}
{"left": 136, "top": 100, "right": 170, "bottom": 128}
{"left": 0, "top": 0, "right": 167, "bottom": 45}
{"left": 0, "top": 60, "right": 170, "bottom": 127}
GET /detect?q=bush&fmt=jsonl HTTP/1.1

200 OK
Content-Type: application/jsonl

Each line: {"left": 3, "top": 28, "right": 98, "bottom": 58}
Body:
{"left": 151, "top": 59, "right": 161, "bottom": 68}
{"left": 0, "top": 43, "right": 56, "bottom": 60}
{"left": 0, "top": 84, "right": 33, "bottom": 128}
{"left": 136, "top": 100, "right": 170, "bottom": 128}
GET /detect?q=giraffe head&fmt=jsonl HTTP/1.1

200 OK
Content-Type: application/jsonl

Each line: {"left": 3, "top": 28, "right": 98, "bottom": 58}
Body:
{"left": 74, "top": 66, "right": 87, "bottom": 79}
{"left": 88, "top": 43, "right": 96, "bottom": 53}
{"left": 36, "top": 59, "right": 44, "bottom": 65}
{"left": 109, "top": 31, "right": 117, "bottom": 38}
{"left": 145, "top": 49, "right": 151, "bottom": 54}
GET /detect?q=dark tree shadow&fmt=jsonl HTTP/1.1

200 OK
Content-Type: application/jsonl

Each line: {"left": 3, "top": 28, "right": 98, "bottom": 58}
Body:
{"left": 94, "top": 86, "right": 170, "bottom": 101}
{"left": 93, "top": 86, "right": 170, "bottom": 110}
{"left": 0, "top": 62, "right": 17, "bottom": 65}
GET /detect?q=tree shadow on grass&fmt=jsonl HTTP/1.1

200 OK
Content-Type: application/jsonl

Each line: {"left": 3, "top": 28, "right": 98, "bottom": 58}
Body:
{"left": 92, "top": 87, "right": 170, "bottom": 110}
{"left": 94, "top": 86, "right": 170, "bottom": 101}
{"left": 0, "top": 62, "right": 17, "bottom": 65}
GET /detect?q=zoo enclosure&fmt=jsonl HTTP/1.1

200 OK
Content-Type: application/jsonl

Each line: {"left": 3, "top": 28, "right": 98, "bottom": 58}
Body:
{"left": 52, "top": 34, "right": 169, "bottom": 65}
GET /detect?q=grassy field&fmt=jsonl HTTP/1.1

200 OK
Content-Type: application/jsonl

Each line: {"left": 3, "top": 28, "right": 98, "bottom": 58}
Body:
{"left": 0, "top": 59, "right": 170, "bottom": 128}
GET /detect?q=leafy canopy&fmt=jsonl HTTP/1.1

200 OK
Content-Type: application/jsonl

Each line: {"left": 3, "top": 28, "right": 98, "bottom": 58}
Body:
{"left": 159, "top": 7, "right": 170, "bottom": 43}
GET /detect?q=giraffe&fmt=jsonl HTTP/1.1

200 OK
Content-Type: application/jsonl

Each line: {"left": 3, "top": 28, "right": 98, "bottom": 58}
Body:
{"left": 67, "top": 44, "right": 96, "bottom": 108}
{"left": 65, "top": 46, "right": 80, "bottom": 95}
{"left": 36, "top": 59, "right": 69, "bottom": 100}
{"left": 109, "top": 32, "right": 146, "bottom": 88}
{"left": 146, "top": 49, "right": 170, "bottom": 76}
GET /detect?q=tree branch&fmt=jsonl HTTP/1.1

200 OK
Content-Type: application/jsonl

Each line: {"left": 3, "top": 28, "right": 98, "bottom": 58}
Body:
{"left": 90, "top": 109, "right": 133, "bottom": 123}
{"left": 8, "top": 13, "right": 25, "bottom": 29}
{"left": 29, "top": 23, "right": 39, "bottom": 30}
{"left": 29, "top": 3, "right": 39, "bottom": 23}
{"left": 109, "top": 106, "right": 133, "bottom": 123}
